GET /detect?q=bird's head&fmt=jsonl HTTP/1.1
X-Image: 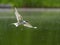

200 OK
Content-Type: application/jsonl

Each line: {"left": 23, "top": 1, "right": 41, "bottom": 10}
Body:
{"left": 23, "top": 20, "right": 28, "bottom": 22}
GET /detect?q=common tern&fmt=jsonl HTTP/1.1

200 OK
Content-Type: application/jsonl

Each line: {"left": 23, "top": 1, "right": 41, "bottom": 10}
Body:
{"left": 12, "top": 8, "right": 37, "bottom": 29}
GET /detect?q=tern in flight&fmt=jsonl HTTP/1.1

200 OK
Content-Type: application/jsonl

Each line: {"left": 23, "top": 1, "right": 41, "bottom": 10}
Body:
{"left": 12, "top": 8, "right": 37, "bottom": 29}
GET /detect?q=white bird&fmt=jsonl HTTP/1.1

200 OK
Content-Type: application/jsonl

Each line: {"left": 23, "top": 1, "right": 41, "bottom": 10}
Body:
{"left": 12, "top": 8, "right": 37, "bottom": 29}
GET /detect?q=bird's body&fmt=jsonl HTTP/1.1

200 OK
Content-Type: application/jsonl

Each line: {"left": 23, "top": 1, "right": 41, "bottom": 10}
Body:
{"left": 12, "top": 8, "right": 37, "bottom": 29}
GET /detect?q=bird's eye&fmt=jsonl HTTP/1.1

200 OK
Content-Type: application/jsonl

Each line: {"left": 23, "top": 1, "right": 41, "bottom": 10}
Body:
{"left": 26, "top": 21, "right": 28, "bottom": 22}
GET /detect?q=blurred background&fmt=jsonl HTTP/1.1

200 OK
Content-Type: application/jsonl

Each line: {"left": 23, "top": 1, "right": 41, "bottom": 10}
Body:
{"left": 0, "top": 0, "right": 60, "bottom": 8}
{"left": 0, "top": 0, "right": 60, "bottom": 45}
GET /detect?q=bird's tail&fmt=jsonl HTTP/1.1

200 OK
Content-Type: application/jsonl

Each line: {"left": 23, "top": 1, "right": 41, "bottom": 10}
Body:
{"left": 11, "top": 23, "right": 19, "bottom": 27}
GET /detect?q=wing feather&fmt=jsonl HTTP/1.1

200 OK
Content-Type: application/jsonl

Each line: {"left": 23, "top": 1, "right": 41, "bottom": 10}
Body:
{"left": 23, "top": 22, "right": 33, "bottom": 28}
{"left": 15, "top": 8, "right": 23, "bottom": 22}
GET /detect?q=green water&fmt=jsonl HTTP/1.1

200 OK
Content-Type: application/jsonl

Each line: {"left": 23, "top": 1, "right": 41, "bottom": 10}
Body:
{"left": 0, "top": 11, "right": 60, "bottom": 45}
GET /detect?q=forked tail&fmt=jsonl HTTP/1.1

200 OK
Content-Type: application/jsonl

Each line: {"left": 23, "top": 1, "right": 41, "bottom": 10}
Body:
{"left": 12, "top": 23, "right": 19, "bottom": 27}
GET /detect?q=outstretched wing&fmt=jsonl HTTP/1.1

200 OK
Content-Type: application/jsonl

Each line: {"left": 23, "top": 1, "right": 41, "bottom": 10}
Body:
{"left": 23, "top": 22, "right": 33, "bottom": 28}
{"left": 15, "top": 8, "right": 23, "bottom": 22}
